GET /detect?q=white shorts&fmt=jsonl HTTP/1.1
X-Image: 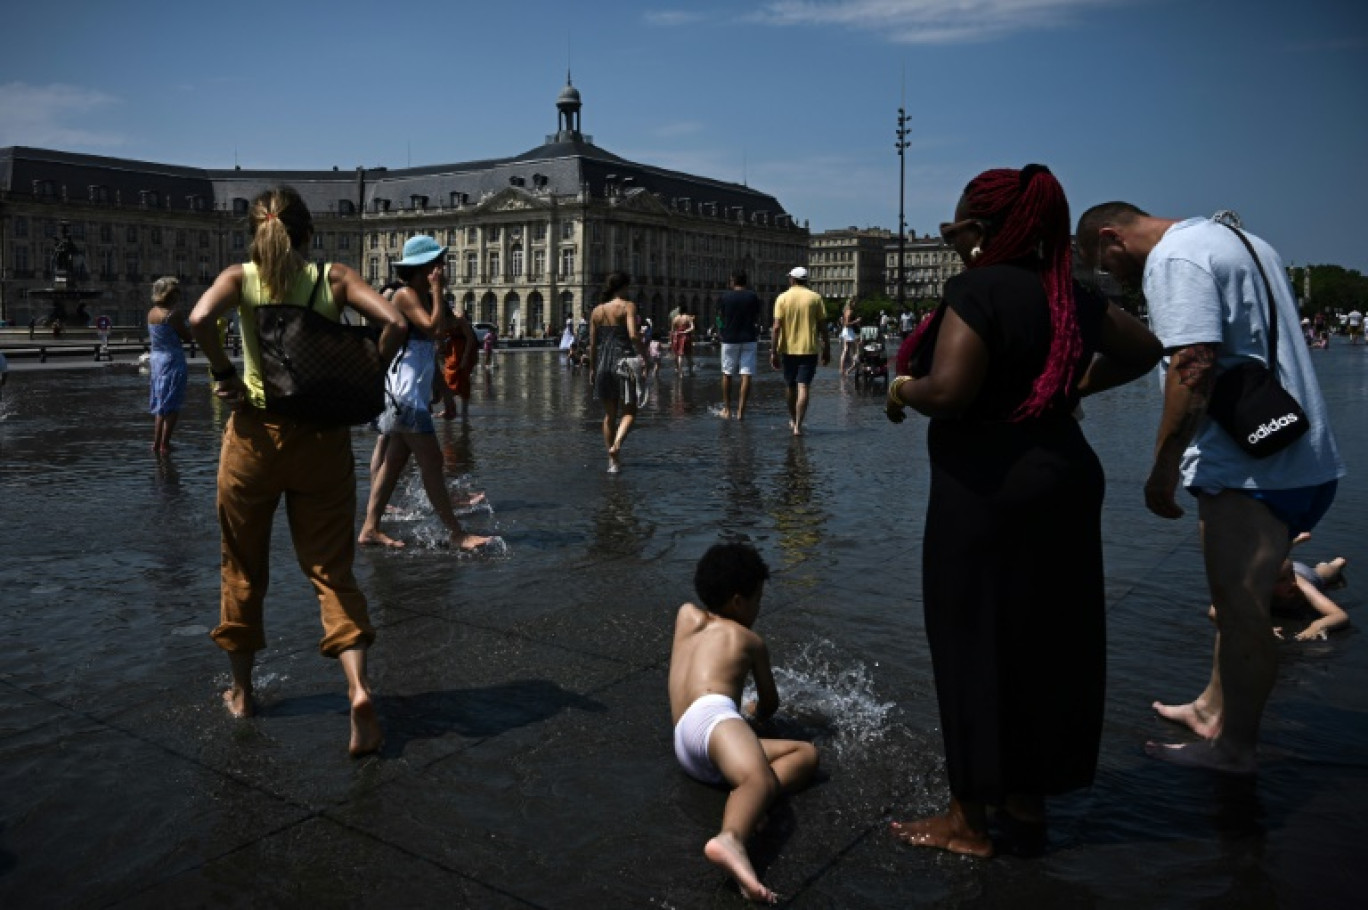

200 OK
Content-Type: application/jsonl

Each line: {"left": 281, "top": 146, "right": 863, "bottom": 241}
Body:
{"left": 720, "top": 342, "right": 757, "bottom": 376}
{"left": 673, "top": 693, "right": 745, "bottom": 784}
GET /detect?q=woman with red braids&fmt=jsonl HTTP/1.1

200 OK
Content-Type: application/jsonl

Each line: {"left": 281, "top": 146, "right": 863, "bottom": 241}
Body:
{"left": 885, "top": 166, "right": 1160, "bottom": 856}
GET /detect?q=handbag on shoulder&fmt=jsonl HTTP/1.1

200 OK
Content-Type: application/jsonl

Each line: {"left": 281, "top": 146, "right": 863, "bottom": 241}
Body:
{"left": 1204, "top": 225, "right": 1308, "bottom": 458}
{"left": 254, "top": 263, "right": 385, "bottom": 426}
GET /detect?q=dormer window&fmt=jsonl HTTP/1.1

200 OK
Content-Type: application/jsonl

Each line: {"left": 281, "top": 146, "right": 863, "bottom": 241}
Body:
{"left": 338, "top": 199, "right": 356, "bottom": 215}
{"left": 232, "top": 197, "right": 249, "bottom": 216}
{"left": 410, "top": 195, "right": 428, "bottom": 210}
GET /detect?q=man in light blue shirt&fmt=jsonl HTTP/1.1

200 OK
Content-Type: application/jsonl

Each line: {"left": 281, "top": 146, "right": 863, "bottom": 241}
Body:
{"left": 1077, "top": 203, "right": 1344, "bottom": 775}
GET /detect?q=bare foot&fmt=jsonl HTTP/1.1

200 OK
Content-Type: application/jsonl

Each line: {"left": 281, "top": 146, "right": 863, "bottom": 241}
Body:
{"left": 719, "top": 407, "right": 732, "bottom": 420}
{"left": 890, "top": 813, "right": 994, "bottom": 858}
{"left": 1153, "top": 700, "right": 1220, "bottom": 740}
{"left": 607, "top": 457, "right": 621, "bottom": 475}
{"left": 704, "top": 834, "right": 777, "bottom": 904}
{"left": 455, "top": 491, "right": 487, "bottom": 508}
{"left": 452, "top": 532, "right": 492, "bottom": 551}
{"left": 349, "top": 690, "right": 383, "bottom": 757}
{"left": 222, "top": 686, "right": 255, "bottom": 718}
{"left": 1144, "top": 739, "right": 1256, "bottom": 774}
{"left": 358, "top": 529, "right": 405, "bottom": 548}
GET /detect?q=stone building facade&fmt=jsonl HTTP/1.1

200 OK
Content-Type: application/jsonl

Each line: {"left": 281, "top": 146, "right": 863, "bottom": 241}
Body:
{"left": 806, "top": 227, "right": 892, "bottom": 304}
{"left": 885, "top": 232, "right": 964, "bottom": 305}
{"left": 0, "top": 81, "right": 807, "bottom": 333}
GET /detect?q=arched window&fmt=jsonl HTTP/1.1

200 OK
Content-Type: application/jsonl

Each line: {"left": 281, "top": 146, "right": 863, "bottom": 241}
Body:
{"left": 481, "top": 291, "right": 497, "bottom": 324}
{"left": 528, "top": 291, "right": 544, "bottom": 334}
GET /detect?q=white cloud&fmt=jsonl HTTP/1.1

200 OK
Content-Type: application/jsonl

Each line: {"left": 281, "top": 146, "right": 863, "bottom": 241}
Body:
{"left": 749, "top": 0, "right": 1118, "bottom": 45}
{"left": 644, "top": 10, "right": 708, "bottom": 27}
{"left": 0, "top": 82, "right": 125, "bottom": 149}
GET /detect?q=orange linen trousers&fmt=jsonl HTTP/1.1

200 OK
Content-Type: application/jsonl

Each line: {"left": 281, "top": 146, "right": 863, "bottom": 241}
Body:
{"left": 210, "top": 407, "right": 375, "bottom": 658}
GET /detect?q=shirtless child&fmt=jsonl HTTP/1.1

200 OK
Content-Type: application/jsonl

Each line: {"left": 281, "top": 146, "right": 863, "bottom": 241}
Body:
{"left": 668, "top": 543, "right": 819, "bottom": 904}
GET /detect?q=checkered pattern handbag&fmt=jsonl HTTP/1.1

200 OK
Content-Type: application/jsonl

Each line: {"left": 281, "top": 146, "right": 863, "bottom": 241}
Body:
{"left": 255, "top": 264, "right": 385, "bottom": 426}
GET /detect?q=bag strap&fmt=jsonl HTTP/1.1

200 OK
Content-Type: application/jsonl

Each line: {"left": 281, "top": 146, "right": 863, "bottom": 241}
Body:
{"left": 305, "top": 261, "right": 328, "bottom": 313}
{"left": 1218, "top": 223, "right": 1280, "bottom": 366}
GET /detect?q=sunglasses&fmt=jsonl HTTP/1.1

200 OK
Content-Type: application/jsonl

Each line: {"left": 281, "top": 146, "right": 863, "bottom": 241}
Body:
{"left": 939, "top": 218, "right": 987, "bottom": 243}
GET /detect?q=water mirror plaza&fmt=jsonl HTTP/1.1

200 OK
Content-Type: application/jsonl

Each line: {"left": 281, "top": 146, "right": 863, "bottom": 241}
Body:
{"left": 1, "top": 346, "right": 1365, "bottom": 908}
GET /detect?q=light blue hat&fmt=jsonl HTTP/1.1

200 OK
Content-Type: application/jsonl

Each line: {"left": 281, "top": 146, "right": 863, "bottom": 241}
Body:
{"left": 397, "top": 235, "right": 446, "bottom": 266}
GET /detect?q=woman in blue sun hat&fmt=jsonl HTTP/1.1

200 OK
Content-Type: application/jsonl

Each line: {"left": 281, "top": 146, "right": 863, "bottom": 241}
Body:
{"left": 358, "top": 235, "right": 491, "bottom": 550}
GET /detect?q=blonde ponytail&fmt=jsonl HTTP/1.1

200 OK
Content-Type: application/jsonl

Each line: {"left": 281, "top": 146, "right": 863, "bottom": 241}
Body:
{"left": 248, "top": 186, "right": 313, "bottom": 300}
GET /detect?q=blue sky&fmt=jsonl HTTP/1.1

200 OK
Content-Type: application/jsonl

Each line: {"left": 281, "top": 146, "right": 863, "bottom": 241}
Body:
{"left": 2, "top": 0, "right": 1365, "bottom": 271}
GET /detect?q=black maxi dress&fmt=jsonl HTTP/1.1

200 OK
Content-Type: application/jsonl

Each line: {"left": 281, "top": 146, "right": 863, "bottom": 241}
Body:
{"left": 917, "top": 262, "right": 1108, "bottom": 804}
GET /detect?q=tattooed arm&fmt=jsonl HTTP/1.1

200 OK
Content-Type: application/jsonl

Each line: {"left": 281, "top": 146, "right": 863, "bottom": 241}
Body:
{"left": 1145, "top": 343, "right": 1218, "bottom": 519}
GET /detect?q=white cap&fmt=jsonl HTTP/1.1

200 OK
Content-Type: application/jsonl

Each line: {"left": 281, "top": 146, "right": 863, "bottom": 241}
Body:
{"left": 789, "top": 266, "right": 808, "bottom": 280}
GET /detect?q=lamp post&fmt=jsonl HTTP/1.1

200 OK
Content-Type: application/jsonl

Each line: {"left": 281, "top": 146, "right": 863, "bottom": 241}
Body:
{"left": 896, "top": 106, "right": 910, "bottom": 311}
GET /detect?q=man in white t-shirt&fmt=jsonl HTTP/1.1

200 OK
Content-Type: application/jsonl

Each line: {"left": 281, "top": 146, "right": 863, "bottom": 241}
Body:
{"left": 1346, "top": 309, "right": 1362, "bottom": 344}
{"left": 1077, "top": 202, "right": 1345, "bottom": 775}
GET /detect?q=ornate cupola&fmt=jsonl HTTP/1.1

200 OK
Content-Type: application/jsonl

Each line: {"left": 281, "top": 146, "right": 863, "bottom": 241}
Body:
{"left": 555, "top": 73, "right": 583, "bottom": 141}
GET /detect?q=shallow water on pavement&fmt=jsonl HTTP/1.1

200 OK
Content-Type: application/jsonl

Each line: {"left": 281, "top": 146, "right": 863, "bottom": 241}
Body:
{"left": 1, "top": 346, "right": 1366, "bottom": 907}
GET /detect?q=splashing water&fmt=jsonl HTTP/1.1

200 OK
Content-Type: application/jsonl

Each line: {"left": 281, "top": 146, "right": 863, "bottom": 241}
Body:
{"left": 381, "top": 472, "right": 504, "bottom": 554}
{"left": 743, "top": 638, "right": 894, "bottom": 758}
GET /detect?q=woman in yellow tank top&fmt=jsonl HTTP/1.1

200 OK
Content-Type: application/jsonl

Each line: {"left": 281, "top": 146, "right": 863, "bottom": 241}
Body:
{"left": 189, "top": 186, "right": 406, "bottom": 757}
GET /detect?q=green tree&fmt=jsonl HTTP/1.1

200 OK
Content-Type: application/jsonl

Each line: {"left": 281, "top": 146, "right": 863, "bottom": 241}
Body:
{"left": 1294, "top": 264, "right": 1368, "bottom": 314}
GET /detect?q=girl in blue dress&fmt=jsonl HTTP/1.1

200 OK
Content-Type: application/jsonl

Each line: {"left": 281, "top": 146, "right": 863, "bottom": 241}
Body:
{"left": 147, "top": 276, "right": 192, "bottom": 453}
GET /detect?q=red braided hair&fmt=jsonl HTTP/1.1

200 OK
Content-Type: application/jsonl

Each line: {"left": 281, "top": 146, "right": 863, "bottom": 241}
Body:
{"left": 898, "top": 165, "right": 1081, "bottom": 420}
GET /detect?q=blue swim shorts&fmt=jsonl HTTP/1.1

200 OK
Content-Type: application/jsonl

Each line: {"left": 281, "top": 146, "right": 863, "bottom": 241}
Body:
{"left": 1190, "top": 480, "right": 1337, "bottom": 537}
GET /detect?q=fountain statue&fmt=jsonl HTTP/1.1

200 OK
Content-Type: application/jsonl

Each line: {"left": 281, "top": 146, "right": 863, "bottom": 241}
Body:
{"left": 29, "top": 221, "right": 103, "bottom": 332}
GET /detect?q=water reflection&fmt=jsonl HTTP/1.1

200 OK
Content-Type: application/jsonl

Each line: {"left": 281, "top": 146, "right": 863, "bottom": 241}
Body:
{"left": 439, "top": 420, "right": 475, "bottom": 474}
{"left": 589, "top": 477, "right": 653, "bottom": 558}
{"left": 770, "top": 439, "right": 827, "bottom": 584}
{"left": 719, "top": 425, "right": 764, "bottom": 537}
{"left": 1, "top": 352, "right": 1366, "bottom": 907}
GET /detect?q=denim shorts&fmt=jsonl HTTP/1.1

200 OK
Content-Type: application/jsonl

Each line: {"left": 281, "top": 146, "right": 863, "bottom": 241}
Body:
{"left": 720, "top": 342, "right": 757, "bottom": 376}
{"left": 377, "top": 399, "right": 435, "bottom": 436}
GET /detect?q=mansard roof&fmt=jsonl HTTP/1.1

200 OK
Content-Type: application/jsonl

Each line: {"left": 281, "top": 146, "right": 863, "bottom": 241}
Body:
{"left": 1, "top": 145, "right": 216, "bottom": 204}
{"left": 1, "top": 82, "right": 793, "bottom": 224}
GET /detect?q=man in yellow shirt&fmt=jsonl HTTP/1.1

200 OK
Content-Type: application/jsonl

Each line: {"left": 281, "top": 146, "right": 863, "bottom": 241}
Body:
{"left": 769, "top": 266, "right": 830, "bottom": 436}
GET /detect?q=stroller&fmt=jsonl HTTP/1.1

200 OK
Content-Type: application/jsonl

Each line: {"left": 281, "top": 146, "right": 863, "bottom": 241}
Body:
{"left": 853, "top": 326, "right": 889, "bottom": 391}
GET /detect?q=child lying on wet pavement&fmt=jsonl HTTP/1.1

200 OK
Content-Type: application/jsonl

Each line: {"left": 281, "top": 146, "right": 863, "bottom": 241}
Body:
{"left": 668, "top": 543, "right": 819, "bottom": 904}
